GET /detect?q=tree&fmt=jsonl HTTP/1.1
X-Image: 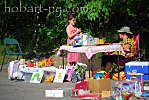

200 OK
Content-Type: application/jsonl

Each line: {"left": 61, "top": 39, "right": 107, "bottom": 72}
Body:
{"left": 0, "top": 0, "right": 149, "bottom": 59}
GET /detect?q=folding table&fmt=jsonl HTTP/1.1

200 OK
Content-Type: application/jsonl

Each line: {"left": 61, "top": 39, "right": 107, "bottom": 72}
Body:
{"left": 57, "top": 44, "right": 123, "bottom": 78}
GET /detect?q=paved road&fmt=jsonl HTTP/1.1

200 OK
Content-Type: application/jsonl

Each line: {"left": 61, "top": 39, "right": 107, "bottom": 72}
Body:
{"left": 0, "top": 72, "right": 84, "bottom": 100}
{"left": 0, "top": 70, "right": 116, "bottom": 100}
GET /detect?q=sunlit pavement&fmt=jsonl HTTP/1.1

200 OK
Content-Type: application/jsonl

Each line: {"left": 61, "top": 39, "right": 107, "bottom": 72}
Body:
{"left": 0, "top": 68, "right": 117, "bottom": 100}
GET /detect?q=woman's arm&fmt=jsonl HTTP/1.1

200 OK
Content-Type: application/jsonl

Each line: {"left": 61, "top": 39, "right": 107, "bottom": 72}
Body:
{"left": 110, "top": 51, "right": 118, "bottom": 55}
{"left": 111, "top": 44, "right": 131, "bottom": 55}
{"left": 66, "top": 27, "right": 74, "bottom": 38}
{"left": 123, "top": 44, "right": 131, "bottom": 51}
{"left": 66, "top": 27, "right": 81, "bottom": 38}
{"left": 123, "top": 44, "right": 132, "bottom": 56}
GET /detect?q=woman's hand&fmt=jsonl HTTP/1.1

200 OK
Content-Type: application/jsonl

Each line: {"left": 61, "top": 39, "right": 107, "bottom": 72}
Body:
{"left": 110, "top": 51, "right": 117, "bottom": 55}
{"left": 76, "top": 28, "right": 81, "bottom": 34}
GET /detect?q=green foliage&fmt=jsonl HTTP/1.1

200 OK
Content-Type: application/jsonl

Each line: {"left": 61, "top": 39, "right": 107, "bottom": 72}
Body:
{"left": 95, "top": 53, "right": 104, "bottom": 59}
{"left": 75, "top": 63, "right": 87, "bottom": 75}
{"left": 0, "top": 42, "right": 4, "bottom": 56}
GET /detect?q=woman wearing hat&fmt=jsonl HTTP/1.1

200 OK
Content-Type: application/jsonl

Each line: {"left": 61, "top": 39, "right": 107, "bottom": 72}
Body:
{"left": 101, "top": 26, "right": 135, "bottom": 73}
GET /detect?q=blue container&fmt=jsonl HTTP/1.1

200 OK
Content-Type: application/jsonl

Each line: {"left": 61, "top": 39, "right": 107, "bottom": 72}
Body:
{"left": 124, "top": 61, "right": 149, "bottom": 80}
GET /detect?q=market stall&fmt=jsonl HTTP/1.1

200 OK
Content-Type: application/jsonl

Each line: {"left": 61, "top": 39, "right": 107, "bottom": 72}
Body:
{"left": 57, "top": 43, "right": 123, "bottom": 77}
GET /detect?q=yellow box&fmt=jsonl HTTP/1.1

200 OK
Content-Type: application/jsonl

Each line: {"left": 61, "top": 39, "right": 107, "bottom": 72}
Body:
{"left": 98, "top": 39, "right": 104, "bottom": 44}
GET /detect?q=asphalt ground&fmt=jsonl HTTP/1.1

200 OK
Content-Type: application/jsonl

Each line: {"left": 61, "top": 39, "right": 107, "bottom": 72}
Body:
{"left": 0, "top": 70, "right": 116, "bottom": 100}
{"left": 0, "top": 71, "right": 83, "bottom": 100}
{"left": 1, "top": 71, "right": 148, "bottom": 100}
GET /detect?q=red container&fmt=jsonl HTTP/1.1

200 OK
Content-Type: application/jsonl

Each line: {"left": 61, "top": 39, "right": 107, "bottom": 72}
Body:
{"left": 75, "top": 81, "right": 88, "bottom": 90}
{"left": 27, "top": 63, "right": 34, "bottom": 67}
{"left": 78, "top": 94, "right": 101, "bottom": 100}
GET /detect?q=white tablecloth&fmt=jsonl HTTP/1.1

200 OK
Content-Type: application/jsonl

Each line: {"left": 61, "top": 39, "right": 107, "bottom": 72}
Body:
{"left": 57, "top": 44, "right": 123, "bottom": 59}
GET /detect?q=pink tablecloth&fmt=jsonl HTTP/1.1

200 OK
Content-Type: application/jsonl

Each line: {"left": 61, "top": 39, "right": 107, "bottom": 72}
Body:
{"left": 57, "top": 44, "right": 123, "bottom": 59}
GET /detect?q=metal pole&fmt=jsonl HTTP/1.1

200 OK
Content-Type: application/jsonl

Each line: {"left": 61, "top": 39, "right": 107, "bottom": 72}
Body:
{"left": 138, "top": 34, "right": 141, "bottom": 61}
{"left": 89, "top": 59, "right": 91, "bottom": 78}
{"left": 117, "top": 55, "right": 120, "bottom": 80}
{"left": 62, "top": 50, "right": 64, "bottom": 69}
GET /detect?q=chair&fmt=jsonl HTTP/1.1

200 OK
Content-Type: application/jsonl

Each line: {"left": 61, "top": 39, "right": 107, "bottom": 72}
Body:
{"left": 0, "top": 38, "right": 26, "bottom": 71}
{"left": 133, "top": 33, "right": 141, "bottom": 60}
{"left": 124, "top": 33, "right": 141, "bottom": 60}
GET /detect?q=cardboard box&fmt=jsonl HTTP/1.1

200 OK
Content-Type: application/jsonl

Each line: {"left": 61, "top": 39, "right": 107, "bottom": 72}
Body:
{"left": 85, "top": 71, "right": 92, "bottom": 80}
{"left": 88, "top": 79, "right": 111, "bottom": 93}
{"left": 101, "top": 91, "right": 111, "bottom": 98}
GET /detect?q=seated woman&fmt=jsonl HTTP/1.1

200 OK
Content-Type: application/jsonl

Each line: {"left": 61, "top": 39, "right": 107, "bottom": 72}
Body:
{"left": 101, "top": 26, "right": 135, "bottom": 73}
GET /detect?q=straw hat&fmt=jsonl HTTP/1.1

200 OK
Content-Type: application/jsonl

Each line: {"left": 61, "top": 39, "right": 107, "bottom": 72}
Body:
{"left": 117, "top": 26, "right": 133, "bottom": 34}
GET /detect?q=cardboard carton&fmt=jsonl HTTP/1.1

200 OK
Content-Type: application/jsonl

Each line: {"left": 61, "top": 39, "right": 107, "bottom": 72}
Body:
{"left": 85, "top": 71, "right": 92, "bottom": 80}
{"left": 88, "top": 79, "right": 111, "bottom": 93}
{"left": 101, "top": 91, "right": 111, "bottom": 98}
